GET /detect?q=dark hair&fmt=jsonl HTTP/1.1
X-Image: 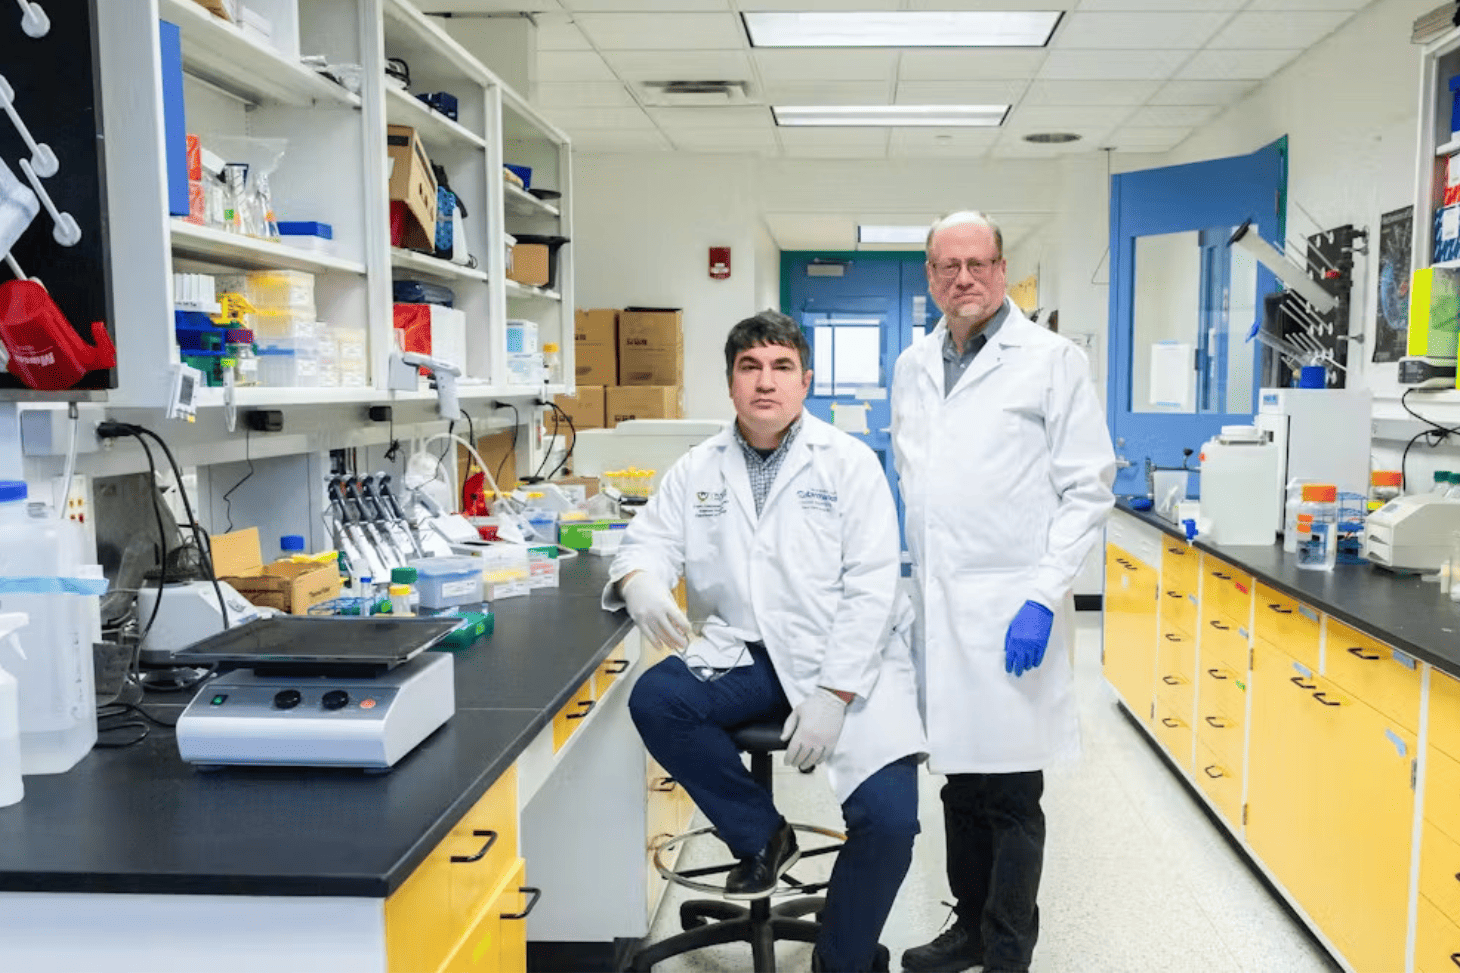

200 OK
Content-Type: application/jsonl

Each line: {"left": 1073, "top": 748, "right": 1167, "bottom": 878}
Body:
{"left": 724, "top": 310, "right": 811, "bottom": 378}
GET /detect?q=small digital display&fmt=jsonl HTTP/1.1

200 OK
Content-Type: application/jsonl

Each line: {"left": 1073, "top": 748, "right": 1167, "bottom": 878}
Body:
{"left": 173, "top": 616, "right": 461, "bottom": 666}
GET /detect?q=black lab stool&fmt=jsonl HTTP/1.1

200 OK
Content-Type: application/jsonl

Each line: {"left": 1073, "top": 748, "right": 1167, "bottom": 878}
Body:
{"left": 625, "top": 722, "right": 890, "bottom": 972}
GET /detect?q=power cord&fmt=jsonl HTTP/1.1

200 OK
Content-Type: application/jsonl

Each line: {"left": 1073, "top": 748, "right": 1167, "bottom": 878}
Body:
{"left": 222, "top": 425, "right": 253, "bottom": 533}
{"left": 492, "top": 401, "right": 520, "bottom": 492}
{"left": 544, "top": 401, "right": 576, "bottom": 481}
{"left": 1398, "top": 388, "right": 1460, "bottom": 492}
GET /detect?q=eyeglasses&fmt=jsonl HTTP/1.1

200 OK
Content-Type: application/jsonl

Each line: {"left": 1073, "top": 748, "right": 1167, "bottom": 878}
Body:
{"left": 929, "top": 258, "right": 1002, "bottom": 280}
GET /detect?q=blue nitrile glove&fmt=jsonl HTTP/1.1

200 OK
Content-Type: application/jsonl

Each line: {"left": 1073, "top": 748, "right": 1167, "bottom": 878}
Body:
{"left": 1005, "top": 600, "right": 1054, "bottom": 677}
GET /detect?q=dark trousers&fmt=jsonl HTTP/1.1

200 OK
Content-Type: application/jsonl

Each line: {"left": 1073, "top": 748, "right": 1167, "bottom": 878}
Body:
{"left": 629, "top": 644, "right": 920, "bottom": 972}
{"left": 942, "top": 771, "right": 1045, "bottom": 973}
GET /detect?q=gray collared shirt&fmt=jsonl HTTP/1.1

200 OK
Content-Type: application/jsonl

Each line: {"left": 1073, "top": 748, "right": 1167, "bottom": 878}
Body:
{"left": 943, "top": 301, "right": 1009, "bottom": 397}
{"left": 733, "top": 416, "right": 801, "bottom": 516}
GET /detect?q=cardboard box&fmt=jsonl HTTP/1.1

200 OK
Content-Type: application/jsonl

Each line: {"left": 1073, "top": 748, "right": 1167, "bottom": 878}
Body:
{"left": 211, "top": 527, "right": 342, "bottom": 615}
{"left": 574, "top": 309, "right": 618, "bottom": 385}
{"left": 386, "top": 125, "right": 437, "bottom": 249}
{"left": 618, "top": 308, "right": 684, "bottom": 386}
{"left": 507, "top": 243, "right": 550, "bottom": 286}
{"left": 606, "top": 385, "right": 683, "bottom": 427}
{"left": 549, "top": 474, "right": 600, "bottom": 501}
{"left": 554, "top": 385, "right": 605, "bottom": 430}
{"left": 459, "top": 429, "right": 518, "bottom": 499}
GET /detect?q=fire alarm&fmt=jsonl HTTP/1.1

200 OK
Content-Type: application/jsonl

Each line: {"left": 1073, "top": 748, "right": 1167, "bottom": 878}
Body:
{"left": 709, "top": 246, "right": 731, "bottom": 280}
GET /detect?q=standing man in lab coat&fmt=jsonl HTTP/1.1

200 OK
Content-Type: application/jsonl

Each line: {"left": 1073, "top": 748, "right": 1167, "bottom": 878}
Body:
{"left": 893, "top": 212, "right": 1116, "bottom": 973}
{"left": 605, "top": 310, "right": 926, "bottom": 973}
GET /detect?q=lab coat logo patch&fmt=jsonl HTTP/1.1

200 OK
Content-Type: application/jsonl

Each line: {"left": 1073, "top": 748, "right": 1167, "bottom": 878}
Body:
{"left": 797, "top": 488, "right": 837, "bottom": 513}
{"left": 694, "top": 488, "right": 728, "bottom": 518}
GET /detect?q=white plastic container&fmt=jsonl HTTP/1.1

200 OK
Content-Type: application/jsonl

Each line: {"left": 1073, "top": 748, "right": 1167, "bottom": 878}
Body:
{"left": 1198, "top": 427, "right": 1283, "bottom": 546}
{"left": 0, "top": 482, "right": 100, "bottom": 775}
{"left": 1296, "top": 484, "right": 1338, "bottom": 572}
{"left": 0, "top": 612, "right": 27, "bottom": 807}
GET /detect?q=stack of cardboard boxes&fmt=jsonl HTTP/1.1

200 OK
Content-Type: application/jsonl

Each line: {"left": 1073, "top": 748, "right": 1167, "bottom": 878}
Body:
{"left": 555, "top": 307, "right": 685, "bottom": 430}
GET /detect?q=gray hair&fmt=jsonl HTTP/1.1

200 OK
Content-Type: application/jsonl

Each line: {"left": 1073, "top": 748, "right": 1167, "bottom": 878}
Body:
{"left": 724, "top": 310, "right": 811, "bottom": 378}
{"left": 926, "top": 211, "right": 1004, "bottom": 261}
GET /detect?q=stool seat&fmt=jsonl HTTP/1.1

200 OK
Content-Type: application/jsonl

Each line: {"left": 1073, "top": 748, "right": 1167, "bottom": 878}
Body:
{"left": 729, "top": 720, "right": 788, "bottom": 754}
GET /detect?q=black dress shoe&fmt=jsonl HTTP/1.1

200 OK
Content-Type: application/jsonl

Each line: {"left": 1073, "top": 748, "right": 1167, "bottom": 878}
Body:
{"left": 724, "top": 819, "right": 799, "bottom": 899}
{"left": 901, "top": 923, "right": 983, "bottom": 972}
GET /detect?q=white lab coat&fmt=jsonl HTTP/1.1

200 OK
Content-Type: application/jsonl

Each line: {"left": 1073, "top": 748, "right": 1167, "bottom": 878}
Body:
{"left": 891, "top": 302, "right": 1115, "bottom": 774}
{"left": 603, "top": 411, "right": 927, "bottom": 802}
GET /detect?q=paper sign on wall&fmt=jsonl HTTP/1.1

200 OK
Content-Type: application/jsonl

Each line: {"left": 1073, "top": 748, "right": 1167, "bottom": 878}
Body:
{"left": 831, "top": 401, "right": 870, "bottom": 434}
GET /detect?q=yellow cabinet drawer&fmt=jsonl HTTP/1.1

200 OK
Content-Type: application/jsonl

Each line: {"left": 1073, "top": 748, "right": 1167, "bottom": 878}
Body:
{"left": 1161, "top": 540, "right": 1200, "bottom": 595}
{"left": 1201, "top": 555, "right": 1254, "bottom": 626}
{"left": 1322, "top": 620, "right": 1420, "bottom": 733}
{"left": 386, "top": 768, "right": 520, "bottom": 973}
{"left": 1429, "top": 747, "right": 1460, "bottom": 844}
{"left": 1252, "top": 583, "right": 1321, "bottom": 671}
{"left": 1433, "top": 669, "right": 1460, "bottom": 764}
{"left": 552, "top": 678, "right": 595, "bottom": 752}
{"left": 443, "top": 859, "right": 531, "bottom": 973}
{"left": 1159, "top": 584, "right": 1198, "bottom": 638}
{"left": 1422, "top": 820, "right": 1460, "bottom": 927}
{"left": 1202, "top": 612, "right": 1251, "bottom": 677}
{"left": 1155, "top": 624, "right": 1196, "bottom": 712}
{"left": 1416, "top": 895, "right": 1460, "bottom": 973}
{"left": 1194, "top": 736, "right": 1243, "bottom": 829}
{"left": 1196, "top": 706, "right": 1245, "bottom": 773}
{"left": 1197, "top": 659, "right": 1246, "bottom": 723}
{"left": 1154, "top": 697, "right": 1193, "bottom": 771}
{"left": 594, "top": 640, "right": 631, "bottom": 698}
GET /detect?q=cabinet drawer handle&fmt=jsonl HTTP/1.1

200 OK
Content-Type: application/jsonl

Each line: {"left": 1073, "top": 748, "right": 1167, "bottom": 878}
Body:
{"left": 1312, "top": 691, "right": 1341, "bottom": 707}
{"left": 1161, "top": 717, "right": 1182, "bottom": 728}
{"left": 1204, "top": 716, "right": 1229, "bottom": 728}
{"left": 566, "top": 699, "right": 595, "bottom": 720}
{"left": 1267, "top": 603, "right": 1293, "bottom": 615}
{"left": 1346, "top": 646, "right": 1382, "bottom": 662}
{"left": 1206, "top": 668, "right": 1229, "bottom": 680}
{"left": 1165, "top": 590, "right": 1183, "bottom": 599}
{"left": 1164, "top": 633, "right": 1183, "bottom": 642}
{"left": 501, "top": 886, "right": 542, "bottom": 921}
{"left": 1162, "top": 675, "right": 1183, "bottom": 685}
{"left": 1168, "top": 546, "right": 1187, "bottom": 556}
{"left": 450, "top": 830, "right": 498, "bottom": 864}
{"left": 1290, "top": 676, "right": 1316, "bottom": 691}
{"left": 1209, "top": 620, "right": 1230, "bottom": 631}
{"left": 1451, "top": 952, "right": 1460, "bottom": 970}
{"left": 1211, "top": 571, "right": 1232, "bottom": 580}
{"left": 604, "top": 659, "right": 631, "bottom": 674}
{"left": 651, "top": 776, "right": 679, "bottom": 793}
{"left": 1203, "top": 764, "right": 1224, "bottom": 779}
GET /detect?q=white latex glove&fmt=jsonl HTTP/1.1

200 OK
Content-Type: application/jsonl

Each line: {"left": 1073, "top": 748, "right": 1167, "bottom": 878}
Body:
{"left": 780, "top": 688, "right": 848, "bottom": 771}
{"left": 620, "top": 572, "right": 691, "bottom": 651}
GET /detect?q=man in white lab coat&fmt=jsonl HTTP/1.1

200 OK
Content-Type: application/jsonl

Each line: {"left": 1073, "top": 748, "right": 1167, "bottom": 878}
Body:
{"left": 604, "top": 310, "right": 926, "bottom": 973}
{"left": 892, "top": 212, "right": 1116, "bottom": 973}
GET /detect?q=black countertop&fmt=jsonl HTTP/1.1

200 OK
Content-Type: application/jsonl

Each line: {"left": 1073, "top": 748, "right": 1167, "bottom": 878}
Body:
{"left": 1115, "top": 500, "right": 1460, "bottom": 673}
{"left": 0, "top": 555, "right": 633, "bottom": 898}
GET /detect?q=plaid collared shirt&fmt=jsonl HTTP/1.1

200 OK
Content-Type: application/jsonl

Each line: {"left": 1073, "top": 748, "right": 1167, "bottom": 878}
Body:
{"left": 733, "top": 416, "right": 802, "bottom": 516}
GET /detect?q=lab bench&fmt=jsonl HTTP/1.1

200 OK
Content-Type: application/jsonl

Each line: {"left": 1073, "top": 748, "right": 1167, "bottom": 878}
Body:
{"left": 1106, "top": 502, "right": 1460, "bottom": 973}
{"left": 0, "top": 556, "right": 692, "bottom": 973}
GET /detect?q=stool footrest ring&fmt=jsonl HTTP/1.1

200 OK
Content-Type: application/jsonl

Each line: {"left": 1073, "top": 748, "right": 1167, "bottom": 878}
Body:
{"left": 652, "top": 822, "right": 847, "bottom": 898}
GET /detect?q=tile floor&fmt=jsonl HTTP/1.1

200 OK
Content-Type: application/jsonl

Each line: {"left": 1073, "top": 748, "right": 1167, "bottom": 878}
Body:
{"left": 641, "top": 612, "right": 1343, "bottom": 973}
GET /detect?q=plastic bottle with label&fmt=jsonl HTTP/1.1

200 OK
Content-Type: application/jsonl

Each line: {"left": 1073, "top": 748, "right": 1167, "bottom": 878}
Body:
{"left": 541, "top": 342, "right": 561, "bottom": 385}
{"left": 280, "top": 534, "right": 306, "bottom": 561}
{"left": 391, "top": 566, "right": 419, "bottom": 613}
{"left": 1295, "top": 484, "right": 1338, "bottom": 571}
{"left": 389, "top": 584, "right": 413, "bottom": 616}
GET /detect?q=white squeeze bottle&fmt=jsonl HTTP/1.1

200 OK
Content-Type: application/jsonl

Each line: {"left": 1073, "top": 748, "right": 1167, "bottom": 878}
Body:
{"left": 0, "top": 613, "right": 25, "bottom": 807}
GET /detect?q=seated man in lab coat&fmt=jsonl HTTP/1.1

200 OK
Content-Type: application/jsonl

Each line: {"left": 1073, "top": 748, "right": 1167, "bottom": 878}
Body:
{"left": 603, "top": 310, "right": 926, "bottom": 973}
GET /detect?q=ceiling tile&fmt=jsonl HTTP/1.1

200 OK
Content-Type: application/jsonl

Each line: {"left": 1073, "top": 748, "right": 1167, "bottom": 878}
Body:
{"left": 897, "top": 49, "right": 1048, "bottom": 81}
{"left": 1207, "top": 10, "right": 1355, "bottom": 49}
{"left": 570, "top": 129, "right": 674, "bottom": 151}
{"left": 1123, "top": 103, "right": 1220, "bottom": 127}
{"left": 1037, "top": 49, "right": 1188, "bottom": 80}
{"left": 534, "top": 15, "right": 591, "bottom": 50}
{"left": 1175, "top": 48, "right": 1301, "bottom": 80}
{"left": 740, "top": 0, "right": 901, "bottom": 8}
{"left": 647, "top": 106, "right": 775, "bottom": 128}
{"left": 540, "top": 106, "right": 656, "bottom": 129}
{"left": 895, "top": 80, "right": 1030, "bottom": 105}
{"left": 990, "top": 135, "right": 1095, "bottom": 158}
{"left": 777, "top": 129, "right": 889, "bottom": 158}
{"left": 1246, "top": 0, "right": 1369, "bottom": 9}
{"left": 1107, "top": 126, "right": 1193, "bottom": 150}
{"left": 754, "top": 49, "right": 899, "bottom": 83}
{"left": 1006, "top": 104, "right": 1133, "bottom": 129}
{"left": 603, "top": 49, "right": 754, "bottom": 81}
{"left": 560, "top": 0, "right": 729, "bottom": 10}
{"left": 667, "top": 128, "right": 780, "bottom": 155}
{"left": 537, "top": 50, "right": 618, "bottom": 81}
{"left": 1147, "top": 79, "right": 1256, "bottom": 105}
{"left": 888, "top": 129, "right": 1000, "bottom": 157}
{"left": 762, "top": 81, "right": 891, "bottom": 104}
{"left": 1021, "top": 79, "right": 1160, "bottom": 106}
{"left": 414, "top": 0, "right": 565, "bottom": 11}
{"left": 1072, "top": 0, "right": 1245, "bottom": 9}
{"left": 1054, "top": 11, "right": 1229, "bottom": 49}
{"left": 574, "top": 12, "right": 745, "bottom": 49}
{"left": 764, "top": 213, "right": 859, "bottom": 250}
{"left": 532, "top": 82, "right": 638, "bottom": 108}
{"left": 909, "top": 0, "right": 1079, "bottom": 8}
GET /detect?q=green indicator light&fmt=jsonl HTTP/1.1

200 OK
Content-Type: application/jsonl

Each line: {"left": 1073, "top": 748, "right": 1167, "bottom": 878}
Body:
{"left": 211, "top": 694, "right": 228, "bottom": 705}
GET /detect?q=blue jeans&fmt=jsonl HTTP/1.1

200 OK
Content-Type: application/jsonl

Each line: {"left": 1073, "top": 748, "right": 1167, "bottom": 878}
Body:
{"left": 629, "top": 644, "right": 920, "bottom": 972}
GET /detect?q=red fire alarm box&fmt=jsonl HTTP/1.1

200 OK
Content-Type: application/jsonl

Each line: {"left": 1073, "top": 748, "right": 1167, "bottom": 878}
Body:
{"left": 709, "top": 246, "right": 731, "bottom": 280}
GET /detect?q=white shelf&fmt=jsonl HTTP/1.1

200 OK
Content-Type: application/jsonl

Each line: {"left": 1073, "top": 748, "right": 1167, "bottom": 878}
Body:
{"left": 197, "top": 385, "right": 378, "bottom": 408}
{"left": 390, "top": 248, "right": 489, "bottom": 282}
{"left": 382, "top": 0, "right": 491, "bottom": 87}
{"left": 171, "top": 221, "right": 367, "bottom": 275}
{"left": 1439, "top": 137, "right": 1460, "bottom": 156}
{"left": 385, "top": 86, "right": 487, "bottom": 152}
{"left": 158, "top": 0, "right": 360, "bottom": 109}
{"left": 504, "top": 182, "right": 561, "bottom": 219}
{"left": 505, "top": 279, "right": 561, "bottom": 301}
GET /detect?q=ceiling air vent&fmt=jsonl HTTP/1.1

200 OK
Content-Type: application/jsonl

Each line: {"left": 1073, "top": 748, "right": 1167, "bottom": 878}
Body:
{"left": 638, "top": 80, "right": 755, "bottom": 107}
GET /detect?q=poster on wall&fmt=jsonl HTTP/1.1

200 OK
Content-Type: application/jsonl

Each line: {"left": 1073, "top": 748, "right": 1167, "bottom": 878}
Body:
{"left": 1373, "top": 205, "right": 1413, "bottom": 364}
{"left": 0, "top": 0, "right": 116, "bottom": 394}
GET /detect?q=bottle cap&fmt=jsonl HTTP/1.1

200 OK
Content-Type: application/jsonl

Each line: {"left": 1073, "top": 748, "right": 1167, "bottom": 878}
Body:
{"left": 391, "top": 566, "right": 418, "bottom": 584}
{"left": 542, "top": 342, "right": 559, "bottom": 353}
{"left": 280, "top": 534, "right": 306, "bottom": 552}
{"left": 1301, "top": 484, "right": 1337, "bottom": 502}
{"left": 0, "top": 482, "right": 26, "bottom": 503}
{"left": 1438, "top": 472, "right": 1452, "bottom": 483}
{"left": 389, "top": 584, "right": 410, "bottom": 596}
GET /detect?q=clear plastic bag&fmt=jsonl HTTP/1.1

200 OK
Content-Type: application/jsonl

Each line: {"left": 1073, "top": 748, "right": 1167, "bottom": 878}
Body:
{"left": 203, "top": 136, "right": 287, "bottom": 241}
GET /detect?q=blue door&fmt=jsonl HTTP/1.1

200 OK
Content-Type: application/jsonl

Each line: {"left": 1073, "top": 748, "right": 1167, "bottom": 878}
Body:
{"left": 1108, "top": 137, "right": 1288, "bottom": 496}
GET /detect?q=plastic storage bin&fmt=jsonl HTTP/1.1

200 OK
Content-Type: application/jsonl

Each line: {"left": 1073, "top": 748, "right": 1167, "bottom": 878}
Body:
{"left": 474, "top": 544, "right": 530, "bottom": 600}
{"left": 410, "top": 556, "right": 483, "bottom": 609}
{"left": 249, "top": 308, "right": 317, "bottom": 339}
{"left": 247, "top": 270, "right": 315, "bottom": 311}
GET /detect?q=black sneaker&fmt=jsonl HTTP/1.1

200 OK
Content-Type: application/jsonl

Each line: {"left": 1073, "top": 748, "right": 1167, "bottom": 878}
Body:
{"left": 901, "top": 923, "right": 982, "bottom": 973}
{"left": 724, "top": 819, "right": 799, "bottom": 899}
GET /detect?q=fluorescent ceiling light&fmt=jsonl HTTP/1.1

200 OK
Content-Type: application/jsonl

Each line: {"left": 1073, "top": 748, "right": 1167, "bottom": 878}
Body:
{"left": 773, "top": 105, "right": 1009, "bottom": 127}
{"left": 858, "top": 225, "right": 928, "bottom": 245}
{"left": 744, "top": 11, "right": 1062, "bottom": 48}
